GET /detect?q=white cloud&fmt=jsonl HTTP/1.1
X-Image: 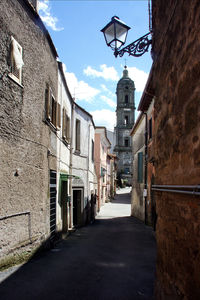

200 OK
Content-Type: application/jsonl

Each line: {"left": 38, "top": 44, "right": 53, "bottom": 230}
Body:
{"left": 127, "top": 67, "right": 148, "bottom": 92}
{"left": 90, "top": 109, "right": 116, "bottom": 130}
{"left": 63, "top": 65, "right": 100, "bottom": 102}
{"left": 100, "top": 84, "right": 115, "bottom": 97}
{"left": 100, "top": 95, "right": 116, "bottom": 108}
{"left": 38, "top": 0, "right": 64, "bottom": 31}
{"left": 84, "top": 64, "right": 119, "bottom": 81}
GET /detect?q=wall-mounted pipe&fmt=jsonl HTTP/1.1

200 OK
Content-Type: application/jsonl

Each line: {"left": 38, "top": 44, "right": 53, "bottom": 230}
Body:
{"left": 152, "top": 185, "right": 200, "bottom": 196}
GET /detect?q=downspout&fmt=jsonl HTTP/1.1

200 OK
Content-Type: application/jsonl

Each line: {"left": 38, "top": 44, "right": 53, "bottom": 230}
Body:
{"left": 144, "top": 112, "right": 148, "bottom": 225}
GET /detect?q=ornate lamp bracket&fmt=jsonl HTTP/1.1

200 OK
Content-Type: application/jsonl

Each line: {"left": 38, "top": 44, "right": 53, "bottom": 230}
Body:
{"left": 115, "top": 32, "right": 152, "bottom": 58}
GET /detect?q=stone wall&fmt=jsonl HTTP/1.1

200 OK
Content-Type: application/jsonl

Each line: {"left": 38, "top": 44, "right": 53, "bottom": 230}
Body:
{"left": 152, "top": 0, "right": 200, "bottom": 298}
{"left": 0, "top": 0, "right": 58, "bottom": 259}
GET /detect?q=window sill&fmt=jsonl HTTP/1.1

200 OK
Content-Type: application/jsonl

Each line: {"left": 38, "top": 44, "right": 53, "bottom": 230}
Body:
{"left": 74, "top": 150, "right": 81, "bottom": 156}
{"left": 62, "top": 138, "right": 71, "bottom": 147}
{"left": 43, "top": 119, "right": 57, "bottom": 133}
{"left": 8, "top": 74, "right": 24, "bottom": 88}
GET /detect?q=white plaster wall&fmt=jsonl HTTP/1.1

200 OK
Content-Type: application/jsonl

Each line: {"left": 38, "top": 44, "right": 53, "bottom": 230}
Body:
{"left": 54, "top": 68, "right": 72, "bottom": 231}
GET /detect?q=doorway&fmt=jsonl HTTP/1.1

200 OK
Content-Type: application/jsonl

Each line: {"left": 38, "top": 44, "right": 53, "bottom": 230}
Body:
{"left": 61, "top": 180, "right": 68, "bottom": 232}
{"left": 73, "top": 189, "right": 82, "bottom": 227}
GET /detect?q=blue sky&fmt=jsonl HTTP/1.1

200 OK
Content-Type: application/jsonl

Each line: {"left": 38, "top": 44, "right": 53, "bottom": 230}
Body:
{"left": 38, "top": 0, "right": 152, "bottom": 130}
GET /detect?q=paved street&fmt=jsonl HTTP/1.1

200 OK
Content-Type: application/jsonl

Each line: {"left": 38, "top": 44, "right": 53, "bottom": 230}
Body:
{"left": 0, "top": 188, "right": 156, "bottom": 300}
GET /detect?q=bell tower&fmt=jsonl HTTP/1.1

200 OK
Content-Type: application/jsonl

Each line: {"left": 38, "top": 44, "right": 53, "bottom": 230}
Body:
{"left": 114, "top": 66, "right": 135, "bottom": 185}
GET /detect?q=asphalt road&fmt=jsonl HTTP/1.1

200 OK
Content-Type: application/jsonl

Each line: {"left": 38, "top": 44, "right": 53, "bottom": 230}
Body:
{"left": 0, "top": 188, "right": 156, "bottom": 300}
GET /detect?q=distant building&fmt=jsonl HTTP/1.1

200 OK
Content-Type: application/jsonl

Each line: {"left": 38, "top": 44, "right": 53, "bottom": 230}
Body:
{"left": 107, "top": 130, "right": 115, "bottom": 154}
{"left": 94, "top": 127, "right": 111, "bottom": 210}
{"left": 114, "top": 66, "right": 135, "bottom": 185}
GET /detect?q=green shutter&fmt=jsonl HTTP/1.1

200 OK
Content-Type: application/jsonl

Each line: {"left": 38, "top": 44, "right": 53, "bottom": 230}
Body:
{"left": 137, "top": 152, "right": 143, "bottom": 183}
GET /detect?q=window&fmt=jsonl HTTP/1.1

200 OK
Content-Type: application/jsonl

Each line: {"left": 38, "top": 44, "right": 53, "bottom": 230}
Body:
{"left": 149, "top": 117, "right": 152, "bottom": 139}
{"left": 62, "top": 108, "right": 70, "bottom": 142}
{"left": 125, "top": 95, "right": 129, "bottom": 103}
{"left": 124, "top": 115, "right": 129, "bottom": 125}
{"left": 137, "top": 152, "right": 143, "bottom": 183}
{"left": 75, "top": 119, "right": 80, "bottom": 151}
{"left": 91, "top": 140, "right": 94, "bottom": 162}
{"left": 124, "top": 138, "right": 129, "bottom": 147}
{"left": 9, "top": 37, "right": 24, "bottom": 85}
{"left": 45, "top": 86, "right": 60, "bottom": 129}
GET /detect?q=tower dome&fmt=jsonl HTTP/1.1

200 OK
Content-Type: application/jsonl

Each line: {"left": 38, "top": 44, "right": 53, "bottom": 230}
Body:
{"left": 117, "top": 65, "right": 135, "bottom": 90}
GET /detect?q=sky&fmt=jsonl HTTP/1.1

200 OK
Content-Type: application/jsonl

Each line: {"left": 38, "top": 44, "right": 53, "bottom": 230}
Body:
{"left": 38, "top": 0, "right": 153, "bottom": 131}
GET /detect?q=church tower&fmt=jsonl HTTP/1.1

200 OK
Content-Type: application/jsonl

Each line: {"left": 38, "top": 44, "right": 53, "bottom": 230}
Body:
{"left": 114, "top": 66, "right": 135, "bottom": 185}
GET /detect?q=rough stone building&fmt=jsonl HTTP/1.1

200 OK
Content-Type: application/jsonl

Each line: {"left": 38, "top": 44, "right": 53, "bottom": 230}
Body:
{"left": 114, "top": 66, "right": 135, "bottom": 185}
{"left": 0, "top": 0, "right": 59, "bottom": 261}
{"left": 150, "top": 0, "right": 200, "bottom": 298}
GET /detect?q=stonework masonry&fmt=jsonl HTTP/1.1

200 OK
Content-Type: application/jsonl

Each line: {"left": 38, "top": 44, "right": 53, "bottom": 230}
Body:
{"left": 151, "top": 0, "right": 200, "bottom": 298}
{"left": 0, "top": 0, "right": 58, "bottom": 259}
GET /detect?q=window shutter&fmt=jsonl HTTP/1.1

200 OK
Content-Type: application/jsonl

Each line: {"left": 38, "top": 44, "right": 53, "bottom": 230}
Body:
{"left": 52, "top": 97, "right": 57, "bottom": 127}
{"left": 57, "top": 102, "right": 61, "bottom": 129}
{"left": 76, "top": 119, "right": 80, "bottom": 151}
{"left": 137, "top": 152, "right": 143, "bottom": 183}
{"left": 62, "top": 108, "right": 66, "bottom": 139}
{"left": 10, "top": 37, "right": 23, "bottom": 84}
{"left": 45, "top": 86, "right": 51, "bottom": 120}
{"left": 66, "top": 116, "right": 70, "bottom": 141}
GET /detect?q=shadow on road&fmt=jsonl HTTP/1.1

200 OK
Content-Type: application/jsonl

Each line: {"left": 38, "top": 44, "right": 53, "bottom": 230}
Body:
{"left": 0, "top": 213, "right": 156, "bottom": 300}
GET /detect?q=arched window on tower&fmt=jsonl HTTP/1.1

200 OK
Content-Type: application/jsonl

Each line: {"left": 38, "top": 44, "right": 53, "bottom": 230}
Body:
{"left": 125, "top": 95, "right": 129, "bottom": 103}
{"left": 124, "top": 115, "right": 129, "bottom": 125}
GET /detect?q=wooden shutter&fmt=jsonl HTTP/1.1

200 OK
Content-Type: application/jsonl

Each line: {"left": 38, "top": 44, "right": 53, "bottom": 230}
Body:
{"left": 62, "top": 107, "right": 66, "bottom": 139}
{"left": 57, "top": 102, "right": 61, "bottom": 129}
{"left": 45, "top": 86, "right": 51, "bottom": 121}
{"left": 52, "top": 96, "right": 57, "bottom": 127}
{"left": 76, "top": 119, "right": 80, "bottom": 151}
{"left": 10, "top": 37, "right": 23, "bottom": 84}
{"left": 137, "top": 152, "right": 143, "bottom": 183}
{"left": 66, "top": 116, "right": 70, "bottom": 141}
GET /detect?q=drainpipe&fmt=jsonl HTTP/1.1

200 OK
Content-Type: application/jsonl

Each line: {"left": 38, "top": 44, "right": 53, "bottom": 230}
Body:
{"left": 144, "top": 112, "right": 148, "bottom": 225}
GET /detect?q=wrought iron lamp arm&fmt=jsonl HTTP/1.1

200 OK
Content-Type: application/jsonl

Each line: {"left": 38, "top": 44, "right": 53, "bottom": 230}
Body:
{"left": 114, "top": 32, "right": 152, "bottom": 58}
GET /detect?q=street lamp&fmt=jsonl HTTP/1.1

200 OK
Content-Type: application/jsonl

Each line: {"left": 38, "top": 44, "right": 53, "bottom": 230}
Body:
{"left": 101, "top": 16, "right": 152, "bottom": 58}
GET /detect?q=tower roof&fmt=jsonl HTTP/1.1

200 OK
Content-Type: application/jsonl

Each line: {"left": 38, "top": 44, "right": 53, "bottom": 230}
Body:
{"left": 117, "top": 66, "right": 135, "bottom": 88}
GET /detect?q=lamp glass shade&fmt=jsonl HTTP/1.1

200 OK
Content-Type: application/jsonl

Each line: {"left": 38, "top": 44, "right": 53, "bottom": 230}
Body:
{"left": 101, "top": 16, "right": 130, "bottom": 50}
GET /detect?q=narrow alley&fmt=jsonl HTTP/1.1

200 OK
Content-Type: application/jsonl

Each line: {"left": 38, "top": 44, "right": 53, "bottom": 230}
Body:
{"left": 0, "top": 188, "right": 156, "bottom": 300}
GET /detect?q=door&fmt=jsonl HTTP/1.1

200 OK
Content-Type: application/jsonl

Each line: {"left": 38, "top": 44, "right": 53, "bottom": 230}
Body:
{"left": 73, "top": 189, "right": 82, "bottom": 227}
{"left": 61, "top": 180, "right": 68, "bottom": 232}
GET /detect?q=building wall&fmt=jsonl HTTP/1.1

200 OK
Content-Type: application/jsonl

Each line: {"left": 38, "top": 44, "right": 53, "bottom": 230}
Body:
{"left": 131, "top": 114, "right": 145, "bottom": 221}
{"left": 152, "top": 0, "right": 200, "bottom": 298}
{"left": 94, "top": 128, "right": 111, "bottom": 210}
{"left": 146, "top": 100, "right": 155, "bottom": 226}
{"left": 0, "top": 0, "right": 58, "bottom": 259}
{"left": 55, "top": 64, "right": 72, "bottom": 233}
{"left": 71, "top": 105, "right": 96, "bottom": 225}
